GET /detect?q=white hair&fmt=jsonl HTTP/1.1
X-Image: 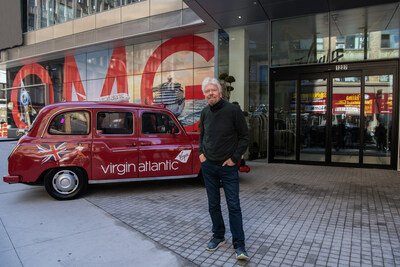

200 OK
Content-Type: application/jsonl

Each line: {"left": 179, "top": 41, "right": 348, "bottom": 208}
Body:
{"left": 201, "top": 77, "right": 222, "bottom": 95}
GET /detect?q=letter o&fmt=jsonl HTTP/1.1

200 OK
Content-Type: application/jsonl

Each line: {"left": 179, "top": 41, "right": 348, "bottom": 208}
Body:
{"left": 11, "top": 63, "right": 54, "bottom": 128}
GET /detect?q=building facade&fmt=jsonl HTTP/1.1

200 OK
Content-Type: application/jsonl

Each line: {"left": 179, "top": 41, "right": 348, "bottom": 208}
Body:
{"left": 0, "top": 0, "right": 399, "bottom": 169}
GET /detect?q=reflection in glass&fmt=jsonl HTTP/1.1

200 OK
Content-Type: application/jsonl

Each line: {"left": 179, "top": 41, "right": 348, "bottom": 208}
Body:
{"left": 330, "top": 3, "right": 399, "bottom": 62}
{"left": 271, "top": 14, "right": 329, "bottom": 66}
{"left": 331, "top": 77, "right": 361, "bottom": 163}
{"left": 270, "top": 3, "right": 399, "bottom": 66}
{"left": 76, "top": 0, "right": 96, "bottom": 18}
{"left": 26, "top": 0, "right": 146, "bottom": 31}
{"left": 96, "top": 0, "right": 121, "bottom": 12}
{"left": 247, "top": 23, "right": 269, "bottom": 161}
{"left": 363, "top": 75, "right": 392, "bottom": 165}
{"left": 6, "top": 84, "right": 47, "bottom": 129}
{"left": 300, "top": 78, "right": 327, "bottom": 162}
{"left": 273, "top": 81, "right": 296, "bottom": 160}
{"left": 55, "top": 0, "right": 74, "bottom": 24}
{"left": 41, "top": 0, "right": 55, "bottom": 28}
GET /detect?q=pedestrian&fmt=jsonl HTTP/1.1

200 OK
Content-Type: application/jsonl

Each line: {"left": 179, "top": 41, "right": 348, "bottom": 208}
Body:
{"left": 199, "top": 77, "right": 250, "bottom": 260}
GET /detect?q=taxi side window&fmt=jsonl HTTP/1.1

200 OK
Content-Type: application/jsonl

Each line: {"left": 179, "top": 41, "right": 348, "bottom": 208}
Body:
{"left": 97, "top": 111, "right": 133, "bottom": 135}
{"left": 49, "top": 111, "right": 90, "bottom": 135}
{"left": 141, "top": 112, "right": 179, "bottom": 134}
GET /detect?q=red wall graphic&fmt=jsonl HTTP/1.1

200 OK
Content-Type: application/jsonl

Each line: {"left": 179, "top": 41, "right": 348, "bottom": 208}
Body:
{"left": 10, "top": 35, "right": 214, "bottom": 131}
{"left": 11, "top": 63, "right": 54, "bottom": 128}
{"left": 140, "top": 35, "right": 214, "bottom": 131}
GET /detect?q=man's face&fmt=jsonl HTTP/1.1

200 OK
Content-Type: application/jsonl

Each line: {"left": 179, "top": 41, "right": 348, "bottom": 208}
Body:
{"left": 204, "top": 84, "right": 222, "bottom": 106}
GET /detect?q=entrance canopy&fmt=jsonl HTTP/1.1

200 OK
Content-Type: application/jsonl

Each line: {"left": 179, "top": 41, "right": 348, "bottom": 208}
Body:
{"left": 184, "top": 0, "right": 399, "bottom": 28}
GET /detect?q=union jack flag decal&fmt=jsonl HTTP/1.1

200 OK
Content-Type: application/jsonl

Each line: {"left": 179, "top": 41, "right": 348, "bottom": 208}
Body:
{"left": 37, "top": 142, "right": 69, "bottom": 164}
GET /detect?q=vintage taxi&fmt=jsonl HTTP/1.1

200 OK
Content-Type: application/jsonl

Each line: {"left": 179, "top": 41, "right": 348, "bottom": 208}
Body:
{"left": 3, "top": 102, "right": 249, "bottom": 200}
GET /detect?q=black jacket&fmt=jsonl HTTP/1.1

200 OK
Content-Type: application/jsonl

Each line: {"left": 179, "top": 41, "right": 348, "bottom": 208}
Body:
{"left": 199, "top": 99, "right": 249, "bottom": 165}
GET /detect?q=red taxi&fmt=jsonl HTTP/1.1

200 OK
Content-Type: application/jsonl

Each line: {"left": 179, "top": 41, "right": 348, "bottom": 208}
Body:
{"left": 3, "top": 102, "right": 249, "bottom": 200}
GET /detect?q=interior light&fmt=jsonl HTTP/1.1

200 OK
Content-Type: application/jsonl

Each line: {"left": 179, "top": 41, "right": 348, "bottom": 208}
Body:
{"left": 238, "top": 15, "right": 242, "bottom": 19}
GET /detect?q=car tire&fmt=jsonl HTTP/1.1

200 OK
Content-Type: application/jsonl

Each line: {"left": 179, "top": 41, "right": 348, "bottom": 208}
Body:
{"left": 44, "top": 167, "right": 88, "bottom": 200}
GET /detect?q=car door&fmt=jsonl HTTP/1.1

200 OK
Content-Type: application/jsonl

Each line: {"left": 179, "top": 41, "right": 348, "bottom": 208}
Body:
{"left": 38, "top": 108, "right": 92, "bottom": 178}
{"left": 91, "top": 108, "right": 138, "bottom": 180}
{"left": 138, "top": 109, "right": 193, "bottom": 178}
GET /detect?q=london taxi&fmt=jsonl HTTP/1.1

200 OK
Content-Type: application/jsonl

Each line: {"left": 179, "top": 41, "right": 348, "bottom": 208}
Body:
{"left": 3, "top": 102, "right": 249, "bottom": 200}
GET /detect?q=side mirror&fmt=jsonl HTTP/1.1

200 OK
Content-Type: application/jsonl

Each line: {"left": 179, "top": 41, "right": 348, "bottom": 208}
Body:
{"left": 171, "top": 127, "right": 176, "bottom": 135}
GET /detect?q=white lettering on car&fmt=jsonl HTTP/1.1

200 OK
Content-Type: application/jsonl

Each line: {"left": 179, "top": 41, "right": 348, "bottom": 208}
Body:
{"left": 101, "top": 160, "right": 180, "bottom": 175}
{"left": 100, "top": 151, "right": 187, "bottom": 175}
{"left": 138, "top": 160, "right": 179, "bottom": 172}
{"left": 101, "top": 162, "right": 137, "bottom": 175}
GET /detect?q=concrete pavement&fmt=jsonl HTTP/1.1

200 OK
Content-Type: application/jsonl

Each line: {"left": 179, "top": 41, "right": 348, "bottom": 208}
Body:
{"left": 1, "top": 139, "right": 400, "bottom": 266}
{"left": 0, "top": 140, "right": 194, "bottom": 267}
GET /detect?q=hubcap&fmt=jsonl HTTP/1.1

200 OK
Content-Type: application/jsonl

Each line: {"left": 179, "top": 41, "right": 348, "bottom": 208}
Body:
{"left": 52, "top": 170, "right": 79, "bottom": 195}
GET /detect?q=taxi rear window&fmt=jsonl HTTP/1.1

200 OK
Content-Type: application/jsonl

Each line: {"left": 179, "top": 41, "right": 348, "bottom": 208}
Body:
{"left": 49, "top": 111, "right": 90, "bottom": 135}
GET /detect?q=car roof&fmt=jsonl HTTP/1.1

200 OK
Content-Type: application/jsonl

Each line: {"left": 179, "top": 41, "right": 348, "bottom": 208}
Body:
{"left": 42, "top": 101, "right": 166, "bottom": 112}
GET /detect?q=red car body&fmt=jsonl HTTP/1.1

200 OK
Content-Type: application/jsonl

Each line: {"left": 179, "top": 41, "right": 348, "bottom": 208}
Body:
{"left": 3, "top": 101, "right": 249, "bottom": 200}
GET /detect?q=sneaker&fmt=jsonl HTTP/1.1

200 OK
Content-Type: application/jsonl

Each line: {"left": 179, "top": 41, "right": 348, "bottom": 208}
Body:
{"left": 235, "top": 247, "right": 249, "bottom": 260}
{"left": 206, "top": 238, "right": 226, "bottom": 251}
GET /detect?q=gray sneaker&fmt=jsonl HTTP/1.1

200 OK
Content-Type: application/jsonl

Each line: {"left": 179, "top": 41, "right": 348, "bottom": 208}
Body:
{"left": 206, "top": 238, "right": 226, "bottom": 251}
{"left": 235, "top": 247, "right": 249, "bottom": 260}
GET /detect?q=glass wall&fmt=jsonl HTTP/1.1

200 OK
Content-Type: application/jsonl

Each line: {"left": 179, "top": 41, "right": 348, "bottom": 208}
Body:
{"left": 363, "top": 75, "right": 393, "bottom": 165}
{"left": 26, "top": 0, "right": 146, "bottom": 32}
{"left": 300, "top": 78, "right": 327, "bottom": 162}
{"left": 271, "top": 14, "right": 329, "bottom": 66}
{"left": 331, "top": 76, "right": 362, "bottom": 163}
{"left": 330, "top": 4, "right": 399, "bottom": 62}
{"left": 6, "top": 33, "right": 214, "bottom": 132}
{"left": 271, "top": 3, "right": 399, "bottom": 66}
{"left": 273, "top": 80, "right": 296, "bottom": 160}
{"left": 219, "top": 23, "right": 269, "bottom": 160}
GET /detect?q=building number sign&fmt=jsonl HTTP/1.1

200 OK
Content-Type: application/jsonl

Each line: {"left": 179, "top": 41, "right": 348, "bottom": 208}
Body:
{"left": 335, "top": 64, "right": 348, "bottom": 71}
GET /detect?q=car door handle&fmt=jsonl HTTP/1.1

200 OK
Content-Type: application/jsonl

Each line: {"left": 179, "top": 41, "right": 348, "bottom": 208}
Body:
{"left": 126, "top": 142, "right": 137, "bottom": 147}
{"left": 140, "top": 141, "right": 152, "bottom": 146}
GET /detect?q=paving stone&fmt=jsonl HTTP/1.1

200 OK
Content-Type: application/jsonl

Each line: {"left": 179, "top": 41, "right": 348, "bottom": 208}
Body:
{"left": 85, "top": 163, "right": 400, "bottom": 266}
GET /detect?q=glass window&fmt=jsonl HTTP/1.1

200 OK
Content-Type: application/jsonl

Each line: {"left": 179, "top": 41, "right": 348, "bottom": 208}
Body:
{"left": 273, "top": 80, "right": 297, "bottom": 160}
{"left": 49, "top": 111, "right": 90, "bottom": 135}
{"left": 41, "top": 0, "right": 55, "bottom": 28}
{"left": 300, "top": 78, "right": 327, "bottom": 162}
{"left": 27, "top": 0, "right": 37, "bottom": 31}
{"left": 381, "top": 30, "right": 399, "bottom": 49}
{"left": 271, "top": 3, "right": 399, "bottom": 66}
{"left": 96, "top": 0, "right": 121, "bottom": 12}
{"left": 76, "top": 0, "right": 96, "bottom": 18}
{"left": 271, "top": 13, "right": 329, "bottom": 66}
{"left": 141, "top": 112, "right": 179, "bottom": 134}
{"left": 55, "top": 0, "right": 74, "bottom": 24}
{"left": 330, "top": 3, "right": 399, "bottom": 62}
{"left": 363, "top": 75, "right": 393, "bottom": 166}
{"left": 96, "top": 111, "right": 133, "bottom": 134}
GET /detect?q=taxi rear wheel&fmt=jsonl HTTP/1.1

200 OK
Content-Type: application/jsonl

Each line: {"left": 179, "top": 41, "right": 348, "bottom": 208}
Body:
{"left": 44, "top": 167, "right": 88, "bottom": 200}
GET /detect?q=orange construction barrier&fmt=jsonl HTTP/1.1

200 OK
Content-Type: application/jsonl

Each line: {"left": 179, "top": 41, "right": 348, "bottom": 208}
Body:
{"left": 1, "top": 123, "right": 7, "bottom": 137}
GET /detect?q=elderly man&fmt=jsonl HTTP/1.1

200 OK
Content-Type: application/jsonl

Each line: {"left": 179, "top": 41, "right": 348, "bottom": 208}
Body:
{"left": 199, "top": 77, "right": 249, "bottom": 260}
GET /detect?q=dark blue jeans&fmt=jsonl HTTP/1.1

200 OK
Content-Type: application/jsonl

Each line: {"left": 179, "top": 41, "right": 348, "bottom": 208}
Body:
{"left": 201, "top": 160, "right": 245, "bottom": 249}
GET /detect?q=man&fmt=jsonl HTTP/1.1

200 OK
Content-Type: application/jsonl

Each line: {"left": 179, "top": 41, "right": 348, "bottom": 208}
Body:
{"left": 199, "top": 77, "right": 249, "bottom": 260}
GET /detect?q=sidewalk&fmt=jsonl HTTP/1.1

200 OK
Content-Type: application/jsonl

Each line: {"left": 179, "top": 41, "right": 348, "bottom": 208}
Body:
{"left": 0, "top": 183, "right": 195, "bottom": 267}
{"left": 1, "top": 135, "right": 400, "bottom": 267}
{"left": 0, "top": 140, "right": 195, "bottom": 267}
{"left": 86, "top": 162, "right": 400, "bottom": 267}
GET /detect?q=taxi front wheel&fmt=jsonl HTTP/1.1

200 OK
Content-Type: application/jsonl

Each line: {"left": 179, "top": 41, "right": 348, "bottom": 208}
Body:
{"left": 44, "top": 167, "right": 88, "bottom": 200}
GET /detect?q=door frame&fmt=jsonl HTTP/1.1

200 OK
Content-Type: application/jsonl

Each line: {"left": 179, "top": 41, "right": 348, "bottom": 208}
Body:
{"left": 269, "top": 59, "right": 399, "bottom": 169}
